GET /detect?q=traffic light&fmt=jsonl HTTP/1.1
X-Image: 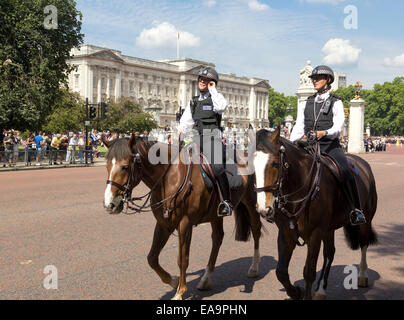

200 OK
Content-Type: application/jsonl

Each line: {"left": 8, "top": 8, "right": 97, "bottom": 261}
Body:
{"left": 100, "top": 102, "right": 108, "bottom": 120}
{"left": 89, "top": 106, "right": 97, "bottom": 119}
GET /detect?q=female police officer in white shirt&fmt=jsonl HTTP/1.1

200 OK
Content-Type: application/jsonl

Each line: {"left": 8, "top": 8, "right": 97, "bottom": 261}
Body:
{"left": 178, "top": 67, "right": 232, "bottom": 217}
{"left": 290, "top": 65, "right": 366, "bottom": 226}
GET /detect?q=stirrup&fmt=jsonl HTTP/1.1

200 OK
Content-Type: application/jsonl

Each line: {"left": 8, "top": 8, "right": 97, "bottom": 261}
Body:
{"left": 350, "top": 209, "right": 366, "bottom": 226}
{"left": 217, "top": 200, "right": 233, "bottom": 217}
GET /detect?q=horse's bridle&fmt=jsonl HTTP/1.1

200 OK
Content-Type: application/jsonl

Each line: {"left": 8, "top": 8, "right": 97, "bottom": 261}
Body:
{"left": 254, "top": 141, "right": 322, "bottom": 220}
{"left": 106, "top": 151, "right": 143, "bottom": 205}
{"left": 105, "top": 143, "right": 187, "bottom": 215}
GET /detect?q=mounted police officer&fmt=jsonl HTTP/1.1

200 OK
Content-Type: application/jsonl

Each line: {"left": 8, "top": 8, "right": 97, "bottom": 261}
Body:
{"left": 178, "top": 66, "right": 232, "bottom": 217}
{"left": 290, "top": 65, "right": 366, "bottom": 226}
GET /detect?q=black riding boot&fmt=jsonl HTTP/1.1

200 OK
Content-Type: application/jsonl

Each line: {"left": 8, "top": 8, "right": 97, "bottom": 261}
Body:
{"left": 345, "top": 178, "right": 366, "bottom": 226}
{"left": 216, "top": 172, "right": 233, "bottom": 217}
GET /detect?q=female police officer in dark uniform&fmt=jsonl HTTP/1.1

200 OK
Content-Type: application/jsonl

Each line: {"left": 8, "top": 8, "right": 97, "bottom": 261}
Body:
{"left": 178, "top": 67, "right": 232, "bottom": 217}
{"left": 290, "top": 65, "right": 366, "bottom": 226}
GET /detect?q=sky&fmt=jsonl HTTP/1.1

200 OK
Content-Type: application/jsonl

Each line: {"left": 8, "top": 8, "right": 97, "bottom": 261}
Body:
{"left": 75, "top": 0, "right": 404, "bottom": 96}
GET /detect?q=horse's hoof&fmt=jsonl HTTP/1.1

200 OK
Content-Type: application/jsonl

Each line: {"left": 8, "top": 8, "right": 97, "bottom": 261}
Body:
{"left": 292, "top": 286, "right": 304, "bottom": 300}
{"left": 358, "top": 277, "right": 369, "bottom": 288}
{"left": 313, "top": 292, "right": 327, "bottom": 300}
{"left": 247, "top": 268, "right": 259, "bottom": 278}
{"left": 170, "top": 276, "right": 179, "bottom": 289}
{"left": 172, "top": 293, "right": 182, "bottom": 300}
{"left": 197, "top": 278, "right": 211, "bottom": 291}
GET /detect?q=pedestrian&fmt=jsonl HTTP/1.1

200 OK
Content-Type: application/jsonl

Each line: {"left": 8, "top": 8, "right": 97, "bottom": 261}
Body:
{"left": 3, "top": 131, "right": 14, "bottom": 167}
{"left": 34, "top": 131, "right": 44, "bottom": 166}
{"left": 78, "top": 133, "right": 85, "bottom": 164}
{"left": 12, "top": 131, "right": 20, "bottom": 166}
{"left": 289, "top": 65, "right": 366, "bottom": 225}
{"left": 177, "top": 66, "right": 232, "bottom": 217}
{"left": 67, "top": 133, "right": 78, "bottom": 164}
{"left": 50, "top": 134, "right": 62, "bottom": 165}
{"left": 25, "top": 133, "right": 35, "bottom": 166}
{"left": 59, "top": 135, "right": 69, "bottom": 164}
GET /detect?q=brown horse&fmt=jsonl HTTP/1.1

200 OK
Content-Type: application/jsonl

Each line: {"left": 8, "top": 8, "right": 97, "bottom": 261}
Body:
{"left": 102, "top": 133, "right": 262, "bottom": 300}
{"left": 252, "top": 128, "right": 378, "bottom": 300}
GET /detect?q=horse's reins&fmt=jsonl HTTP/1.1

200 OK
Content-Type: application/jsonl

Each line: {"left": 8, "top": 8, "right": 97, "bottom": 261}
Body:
{"left": 106, "top": 142, "right": 193, "bottom": 215}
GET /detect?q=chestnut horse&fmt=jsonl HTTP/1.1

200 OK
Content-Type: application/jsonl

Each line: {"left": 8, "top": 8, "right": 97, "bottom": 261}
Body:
{"left": 252, "top": 128, "right": 378, "bottom": 300}
{"left": 102, "top": 134, "right": 262, "bottom": 300}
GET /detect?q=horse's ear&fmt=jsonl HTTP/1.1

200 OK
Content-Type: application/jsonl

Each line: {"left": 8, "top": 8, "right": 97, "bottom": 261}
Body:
{"left": 270, "top": 126, "right": 280, "bottom": 144}
{"left": 128, "top": 132, "right": 137, "bottom": 151}
{"left": 248, "top": 128, "right": 256, "bottom": 145}
{"left": 101, "top": 135, "right": 112, "bottom": 149}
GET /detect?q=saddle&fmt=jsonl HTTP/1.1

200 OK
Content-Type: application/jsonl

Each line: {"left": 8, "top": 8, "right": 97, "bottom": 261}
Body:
{"left": 295, "top": 141, "right": 359, "bottom": 183}
{"left": 198, "top": 149, "right": 243, "bottom": 191}
{"left": 320, "top": 154, "right": 359, "bottom": 183}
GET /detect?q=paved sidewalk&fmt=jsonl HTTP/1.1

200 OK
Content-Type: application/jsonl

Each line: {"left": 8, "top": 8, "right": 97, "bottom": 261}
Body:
{"left": 0, "top": 157, "right": 106, "bottom": 172}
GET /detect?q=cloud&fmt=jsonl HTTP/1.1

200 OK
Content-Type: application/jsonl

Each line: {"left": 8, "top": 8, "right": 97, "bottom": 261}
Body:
{"left": 205, "top": 0, "right": 216, "bottom": 7}
{"left": 322, "top": 38, "right": 361, "bottom": 66}
{"left": 384, "top": 54, "right": 404, "bottom": 67}
{"left": 136, "top": 22, "right": 200, "bottom": 49}
{"left": 248, "top": 0, "right": 269, "bottom": 11}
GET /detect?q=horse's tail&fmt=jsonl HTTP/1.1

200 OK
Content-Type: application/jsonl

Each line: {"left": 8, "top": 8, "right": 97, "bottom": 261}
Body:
{"left": 343, "top": 224, "right": 378, "bottom": 250}
{"left": 234, "top": 202, "right": 252, "bottom": 242}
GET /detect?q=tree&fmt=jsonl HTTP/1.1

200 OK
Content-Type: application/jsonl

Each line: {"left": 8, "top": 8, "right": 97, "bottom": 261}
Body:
{"left": 267, "top": 88, "right": 297, "bottom": 126}
{"left": 99, "top": 98, "right": 158, "bottom": 133}
{"left": 42, "top": 89, "right": 85, "bottom": 133}
{"left": 364, "top": 77, "right": 404, "bottom": 136}
{"left": 0, "top": 0, "right": 84, "bottom": 130}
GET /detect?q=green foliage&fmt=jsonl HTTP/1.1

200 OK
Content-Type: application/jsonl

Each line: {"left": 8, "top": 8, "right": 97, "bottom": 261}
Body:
{"left": 43, "top": 89, "right": 85, "bottom": 133}
{"left": 99, "top": 98, "right": 158, "bottom": 133}
{"left": 0, "top": 0, "right": 84, "bottom": 130}
{"left": 364, "top": 77, "right": 404, "bottom": 136}
{"left": 334, "top": 77, "right": 404, "bottom": 136}
{"left": 267, "top": 88, "right": 297, "bottom": 127}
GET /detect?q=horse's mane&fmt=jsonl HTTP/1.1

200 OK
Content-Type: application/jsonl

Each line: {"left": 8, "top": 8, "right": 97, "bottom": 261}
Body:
{"left": 105, "top": 137, "right": 175, "bottom": 161}
{"left": 105, "top": 138, "right": 132, "bottom": 161}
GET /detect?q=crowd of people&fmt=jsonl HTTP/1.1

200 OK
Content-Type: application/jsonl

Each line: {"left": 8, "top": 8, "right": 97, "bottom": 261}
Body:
{"left": 0, "top": 128, "right": 103, "bottom": 167}
{"left": 1, "top": 127, "right": 403, "bottom": 168}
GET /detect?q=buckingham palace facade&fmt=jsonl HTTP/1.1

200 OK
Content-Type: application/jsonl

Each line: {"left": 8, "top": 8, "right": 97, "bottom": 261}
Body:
{"left": 67, "top": 44, "right": 270, "bottom": 129}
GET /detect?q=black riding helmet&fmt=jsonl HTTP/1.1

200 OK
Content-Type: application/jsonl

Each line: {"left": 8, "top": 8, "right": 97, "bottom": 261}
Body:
{"left": 309, "top": 65, "right": 335, "bottom": 85}
{"left": 198, "top": 66, "right": 219, "bottom": 84}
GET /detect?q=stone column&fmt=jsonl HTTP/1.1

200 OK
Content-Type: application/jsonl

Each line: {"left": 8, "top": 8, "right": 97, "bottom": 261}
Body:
{"left": 97, "top": 70, "right": 102, "bottom": 103}
{"left": 248, "top": 86, "right": 256, "bottom": 128}
{"left": 348, "top": 98, "right": 367, "bottom": 154}
{"left": 87, "top": 66, "right": 94, "bottom": 103}
{"left": 179, "top": 75, "right": 188, "bottom": 110}
{"left": 106, "top": 72, "right": 111, "bottom": 100}
{"left": 115, "top": 69, "right": 121, "bottom": 102}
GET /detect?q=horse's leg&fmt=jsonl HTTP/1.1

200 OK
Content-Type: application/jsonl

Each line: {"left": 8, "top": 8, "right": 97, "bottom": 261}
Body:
{"left": 313, "top": 232, "right": 335, "bottom": 300}
{"left": 147, "top": 222, "right": 178, "bottom": 290}
{"left": 173, "top": 215, "right": 193, "bottom": 300}
{"left": 247, "top": 206, "right": 262, "bottom": 278}
{"left": 197, "top": 218, "right": 224, "bottom": 290}
{"left": 358, "top": 221, "right": 376, "bottom": 287}
{"left": 303, "top": 229, "right": 322, "bottom": 300}
{"left": 276, "top": 229, "right": 302, "bottom": 300}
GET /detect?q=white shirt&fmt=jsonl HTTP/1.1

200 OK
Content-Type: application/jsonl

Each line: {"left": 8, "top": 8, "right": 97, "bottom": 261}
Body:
{"left": 290, "top": 91, "right": 345, "bottom": 142}
{"left": 178, "top": 87, "right": 227, "bottom": 132}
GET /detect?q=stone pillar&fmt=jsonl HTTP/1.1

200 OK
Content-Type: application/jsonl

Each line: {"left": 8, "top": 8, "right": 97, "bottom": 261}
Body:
{"left": 86, "top": 66, "right": 94, "bottom": 103}
{"left": 115, "top": 70, "right": 121, "bottom": 102}
{"left": 348, "top": 98, "right": 367, "bottom": 154}
{"left": 248, "top": 86, "right": 256, "bottom": 128}
{"left": 179, "top": 75, "right": 188, "bottom": 110}
{"left": 106, "top": 72, "right": 110, "bottom": 100}
{"left": 97, "top": 71, "right": 102, "bottom": 103}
